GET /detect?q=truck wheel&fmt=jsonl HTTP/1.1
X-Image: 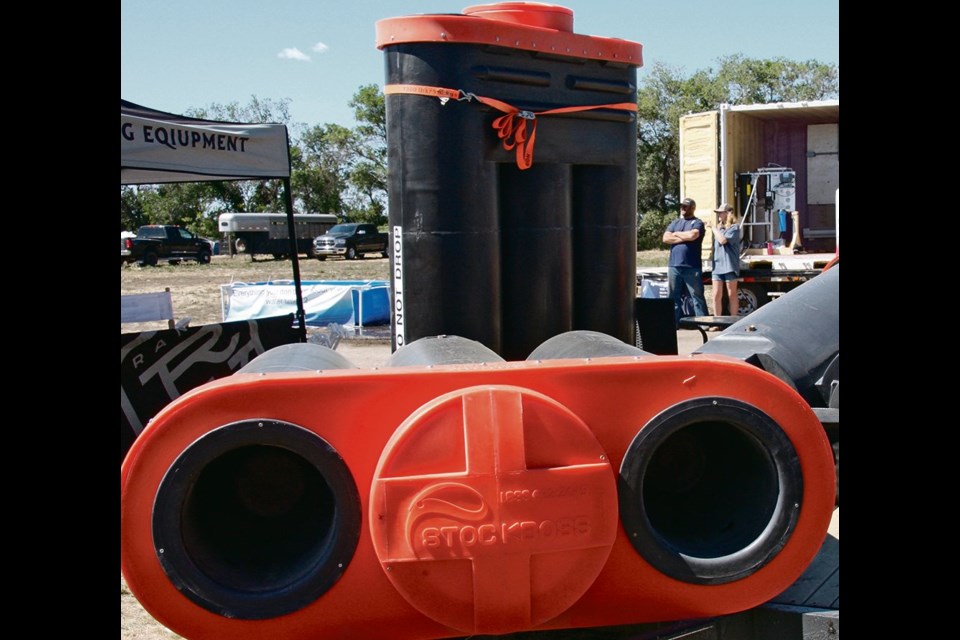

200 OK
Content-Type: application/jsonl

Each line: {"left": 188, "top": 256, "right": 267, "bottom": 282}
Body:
{"left": 347, "top": 247, "right": 358, "bottom": 260}
{"left": 736, "top": 285, "right": 762, "bottom": 315}
{"left": 197, "top": 249, "right": 211, "bottom": 264}
{"left": 140, "top": 252, "right": 159, "bottom": 267}
{"left": 316, "top": 256, "right": 326, "bottom": 261}
{"left": 234, "top": 238, "right": 248, "bottom": 254}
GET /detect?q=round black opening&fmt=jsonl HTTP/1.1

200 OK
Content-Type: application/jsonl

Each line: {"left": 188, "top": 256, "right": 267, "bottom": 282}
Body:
{"left": 619, "top": 398, "right": 802, "bottom": 584}
{"left": 183, "top": 445, "right": 336, "bottom": 591}
{"left": 153, "top": 420, "right": 361, "bottom": 619}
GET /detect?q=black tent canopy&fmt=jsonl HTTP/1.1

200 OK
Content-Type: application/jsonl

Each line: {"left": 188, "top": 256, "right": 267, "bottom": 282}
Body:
{"left": 120, "top": 99, "right": 306, "bottom": 339}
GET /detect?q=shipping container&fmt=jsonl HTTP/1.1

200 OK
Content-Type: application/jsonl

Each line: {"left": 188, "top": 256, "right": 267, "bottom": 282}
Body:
{"left": 667, "top": 100, "right": 839, "bottom": 313}
{"left": 680, "top": 100, "right": 838, "bottom": 252}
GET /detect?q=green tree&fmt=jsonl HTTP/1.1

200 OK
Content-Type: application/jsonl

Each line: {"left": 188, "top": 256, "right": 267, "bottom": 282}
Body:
{"left": 292, "top": 123, "right": 354, "bottom": 216}
{"left": 188, "top": 97, "right": 296, "bottom": 216}
{"left": 637, "top": 210, "right": 675, "bottom": 251}
{"left": 121, "top": 186, "right": 148, "bottom": 232}
{"left": 714, "top": 55, "right": 839, "bottom": 104}
{"left": 343, "top": 84, "right": 388, "bottom": 225}
{"left": 187, "top": 95, "right": 294, "bottom": 127}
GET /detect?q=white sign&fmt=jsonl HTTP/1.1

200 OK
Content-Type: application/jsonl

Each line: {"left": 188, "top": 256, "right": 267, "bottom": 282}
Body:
{"left": 392, "top": 226, "right": 405, "bottom": 347}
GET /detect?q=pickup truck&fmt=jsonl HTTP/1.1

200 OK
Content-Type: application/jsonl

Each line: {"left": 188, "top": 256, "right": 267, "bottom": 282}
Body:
{"left": 312, "top": 223, "right": 388, "bottom": 260}
{"left": 121, "top": 231, "right": 136, "bottom": 266}
{"left": 126, "top": 225, "right": 213, "bottom": 266}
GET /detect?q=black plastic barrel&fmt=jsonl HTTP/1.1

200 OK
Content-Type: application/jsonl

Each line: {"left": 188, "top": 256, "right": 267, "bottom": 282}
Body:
{"left": 527, "top": 330, "right": 650, "bottom": 360}
{"left": 237, "top": 343, "right": 359, "bottom": 373}
{"left": 377, "top": 3, "right": 642, "bottom": 360}
{"left": 385, "top": 334, "right": 506, "bottom": 367}
{"left": 694, "top": 264, "right": 840, "bottom": 409}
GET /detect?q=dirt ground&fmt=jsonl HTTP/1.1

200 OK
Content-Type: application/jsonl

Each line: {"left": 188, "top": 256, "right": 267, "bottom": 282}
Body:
{"left": 120, "top": 252, "right": 832, "bottom": 640}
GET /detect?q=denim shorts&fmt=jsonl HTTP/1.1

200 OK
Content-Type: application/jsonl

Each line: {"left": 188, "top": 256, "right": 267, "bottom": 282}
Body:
{"left": 712, "top": 272, "right": 738, "bottom": 282}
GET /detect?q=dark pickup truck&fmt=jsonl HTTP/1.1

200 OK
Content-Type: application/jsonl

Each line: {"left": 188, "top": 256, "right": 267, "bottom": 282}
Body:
{"left": 125, "top": 225, "right": 213, "bottom": 266}
{"left": 312, "top": 223, "right": 388, "bottom": 260}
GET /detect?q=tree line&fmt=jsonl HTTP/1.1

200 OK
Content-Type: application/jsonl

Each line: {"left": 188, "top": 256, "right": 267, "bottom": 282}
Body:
{"left": 121, "top": 55, "right": 837, "bottom": 249}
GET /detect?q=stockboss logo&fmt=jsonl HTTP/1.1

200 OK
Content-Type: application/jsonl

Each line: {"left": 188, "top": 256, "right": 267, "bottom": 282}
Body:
{"left": 404, "top": 481, "right": 591, "bottom": 558}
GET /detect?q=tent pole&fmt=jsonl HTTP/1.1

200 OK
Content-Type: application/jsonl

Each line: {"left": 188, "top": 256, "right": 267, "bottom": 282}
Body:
{"left": 283, "top": 178, "right": 307, "bottom": 342}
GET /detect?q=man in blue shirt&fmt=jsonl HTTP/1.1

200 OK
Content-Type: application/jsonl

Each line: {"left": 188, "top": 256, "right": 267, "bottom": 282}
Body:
{"left": 662, "top": 198, "right": 709, "bottom": 325}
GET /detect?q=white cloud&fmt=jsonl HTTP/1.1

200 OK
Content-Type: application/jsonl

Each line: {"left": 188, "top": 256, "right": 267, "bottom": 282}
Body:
{"left": 278, "top": 48, "right": 310, "bottom": 62}
{"left": 312, "top": 42, "right": 329, "bottom": 53}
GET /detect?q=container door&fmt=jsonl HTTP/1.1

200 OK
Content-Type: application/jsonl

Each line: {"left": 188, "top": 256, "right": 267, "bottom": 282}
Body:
{"left": 679, "top": 111, "right": 720, "bottom": 215}
{"left": 679, "top": 110, "right": 720, "bottom": 265}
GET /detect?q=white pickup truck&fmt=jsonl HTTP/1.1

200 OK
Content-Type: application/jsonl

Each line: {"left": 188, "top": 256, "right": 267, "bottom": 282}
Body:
{"left": 121, "top": 231, "right": 136, "bottom": 265}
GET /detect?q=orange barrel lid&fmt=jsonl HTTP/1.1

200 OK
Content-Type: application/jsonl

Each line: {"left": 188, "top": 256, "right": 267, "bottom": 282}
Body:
{"left": 375, "top": 2, "right": 643, "bottom": 66}
{"left": 369, "top": 385, "right": 618, "bottom": 635}
{"left": 463, "top": 2, "right": 573, "bottom": 30}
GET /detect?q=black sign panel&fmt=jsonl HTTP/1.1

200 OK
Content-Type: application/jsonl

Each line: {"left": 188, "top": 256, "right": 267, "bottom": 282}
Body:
{"left": 120, "top": 315, "right": 299, "bottom": 463}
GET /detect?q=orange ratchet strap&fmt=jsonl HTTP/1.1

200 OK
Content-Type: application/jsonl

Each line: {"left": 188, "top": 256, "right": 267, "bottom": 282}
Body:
{"left": 384, "top": 84, "right": 638, "bottom": 170}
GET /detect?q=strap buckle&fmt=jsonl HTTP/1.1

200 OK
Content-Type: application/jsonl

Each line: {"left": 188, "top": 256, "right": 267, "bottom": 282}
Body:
{"left": 441, "top": 90, "right": 477, "bottom": 106}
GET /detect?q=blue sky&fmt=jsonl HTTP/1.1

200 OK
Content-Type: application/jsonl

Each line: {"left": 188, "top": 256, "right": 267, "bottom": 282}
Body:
{"left": 121, "top": 0, "right": 839, "bottom": 128}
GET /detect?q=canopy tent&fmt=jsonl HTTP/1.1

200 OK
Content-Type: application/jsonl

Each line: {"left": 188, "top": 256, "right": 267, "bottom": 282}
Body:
{"left": 120, "top": 99, "right": 307, "bottom": 339}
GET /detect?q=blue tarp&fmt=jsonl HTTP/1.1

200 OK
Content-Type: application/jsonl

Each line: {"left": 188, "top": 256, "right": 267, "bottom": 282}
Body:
{"left": 222, "top": 280, "right": 390, "bottom": 327}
